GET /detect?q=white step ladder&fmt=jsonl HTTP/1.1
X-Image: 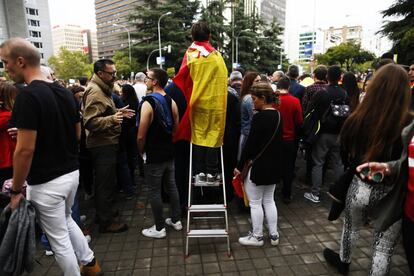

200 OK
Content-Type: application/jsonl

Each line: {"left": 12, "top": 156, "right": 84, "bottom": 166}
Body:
{"left": 185, "top": 144, "right": 230, "bottom": 256}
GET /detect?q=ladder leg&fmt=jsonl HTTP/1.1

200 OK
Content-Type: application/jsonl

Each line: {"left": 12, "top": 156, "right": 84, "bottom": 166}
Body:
{"left": 186, "top": 143, "right": 193, "bottom": 256}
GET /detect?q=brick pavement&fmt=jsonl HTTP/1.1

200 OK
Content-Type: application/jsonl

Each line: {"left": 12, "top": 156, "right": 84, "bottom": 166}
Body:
{"left": 26, "top": 162, "right": 410, "bottom": 276}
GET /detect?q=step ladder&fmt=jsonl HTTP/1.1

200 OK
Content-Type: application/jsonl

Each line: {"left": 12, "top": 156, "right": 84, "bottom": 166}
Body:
{"left": 185, "top": 143, "right": 230, "bottom": 256}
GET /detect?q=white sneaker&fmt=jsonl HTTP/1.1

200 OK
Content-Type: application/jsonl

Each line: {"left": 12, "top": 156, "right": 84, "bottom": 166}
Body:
{"left": 304, "top": 192, "right": 320, "bottom": 203}
{"left": 270, "top": 234, "right": 279, "bottom": 246}
{"left": 165, "top": 218, "right": 183, "bottom": 231}
{"left": 206, "top": 173, "right": 215, "bottom": 183}
{"left": 238, "top": 232, "right": 264, "bottom": 246}
{"left": 141, "top": 225, "right": 166, "bottom": 239}
{"left": 45, "top": 250, "right": 54, "bottom": 256}
{"left": 195, "top": 173, "right": 206, "bottom": 185}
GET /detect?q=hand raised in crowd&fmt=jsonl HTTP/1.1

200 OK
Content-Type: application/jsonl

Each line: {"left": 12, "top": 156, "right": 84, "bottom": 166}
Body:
{"left": 7, "top": 127, "right": 17, "bottom": 140}
{"left": 118, "top": 105, "right": 135, "bottom": 119}
{"left": 113, "top": 111, "right": 124, "bottom": 124}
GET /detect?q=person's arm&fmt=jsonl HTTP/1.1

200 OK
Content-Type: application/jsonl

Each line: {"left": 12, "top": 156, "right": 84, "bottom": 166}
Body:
{"left": 237, "top": 113, "right": 260, "bottom": 171}
{"left": 171, "top": 99, "right": 179, "bottom": 135}
{"left": 137, "top": 101, "right": 153, "bottom": 156}
{"left": 83, "top": 97, "right": 122, "bottom": 131}
{"left": 75, "top": 122, "right": 81, "bottom": 141}
{"left": 10, "top": 129, "right": 37, "bottom": 210}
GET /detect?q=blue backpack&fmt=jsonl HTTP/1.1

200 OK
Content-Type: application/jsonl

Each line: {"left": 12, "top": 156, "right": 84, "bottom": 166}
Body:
{"left": 136, "top": 93, "right": 173, "bottom": 134}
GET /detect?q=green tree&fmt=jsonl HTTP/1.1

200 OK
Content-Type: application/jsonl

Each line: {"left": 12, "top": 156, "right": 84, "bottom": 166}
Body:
{"left": 112, "top": 50, "right": 139, "bottom": 79}
{"left": 48, "top": 48, "right": 92, "bottom": 80}
{"left": 200, "top": 0, "right": 228, "bottom": 53}
{"left": 379, "top": 0, "right": 414, "bottom": 64}
{"left": 256, "top": 19, "right": 287, "bottom": 73}
{"left": 314, "top": 42, "right": 375, "bottom": 71}
{"left": 129, "top": 0, "right": 200, "bottom": 71}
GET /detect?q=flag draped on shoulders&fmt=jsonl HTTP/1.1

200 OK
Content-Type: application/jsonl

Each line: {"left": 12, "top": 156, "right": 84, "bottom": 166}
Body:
{"left": 173, "top": 41, "right": 228, "bottom": 148}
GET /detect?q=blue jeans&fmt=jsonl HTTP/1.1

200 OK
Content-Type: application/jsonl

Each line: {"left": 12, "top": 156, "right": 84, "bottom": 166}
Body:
{"left": 145, "top": 160, "right": 181, "bottom": 230}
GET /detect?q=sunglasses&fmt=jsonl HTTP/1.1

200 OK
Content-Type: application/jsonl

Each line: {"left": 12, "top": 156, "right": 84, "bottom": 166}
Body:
{"left": 361, "top": 167, "right": 384, "bottom": 183}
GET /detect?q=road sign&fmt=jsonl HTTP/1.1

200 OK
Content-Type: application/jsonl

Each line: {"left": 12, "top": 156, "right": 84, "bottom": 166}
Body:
{"left": 156, "top": 56, "right": 165, "bottom": 65}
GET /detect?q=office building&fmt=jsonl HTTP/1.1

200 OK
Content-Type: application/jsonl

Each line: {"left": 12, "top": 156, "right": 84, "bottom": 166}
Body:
{"left": 0, "top": 0, "right": 53, "bottom": 65}
{"left": 244, "top": 0, "right": 286, "bottom": 28}
{"left": 323, "top": 25, "right": 363, "bottom": 49}
{"left": 95, "top": 0, "right": 141, "bottom": 59}
{"left": 52, "top": 24, "right": 98, "bottom": 63}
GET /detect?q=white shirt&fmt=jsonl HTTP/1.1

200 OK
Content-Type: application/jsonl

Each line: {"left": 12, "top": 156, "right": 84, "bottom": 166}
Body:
{"left": 133, "top": 82, "right": 147, "bottom": 103}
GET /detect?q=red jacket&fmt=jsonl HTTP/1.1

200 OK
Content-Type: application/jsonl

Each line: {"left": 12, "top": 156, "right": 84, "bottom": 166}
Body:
{"left": 277, "top": 93, "right": 303, "bottom": 141}
{"left": 0, "top": 110, "right": 15, "bottom": 169}
{"left": 406, "top": 137, "right": 414, "bottom": 222}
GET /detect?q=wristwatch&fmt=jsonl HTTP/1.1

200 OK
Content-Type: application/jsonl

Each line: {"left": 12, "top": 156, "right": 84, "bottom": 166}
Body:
{"left": 10, "top": 190, "right": 21, "bottom": 195}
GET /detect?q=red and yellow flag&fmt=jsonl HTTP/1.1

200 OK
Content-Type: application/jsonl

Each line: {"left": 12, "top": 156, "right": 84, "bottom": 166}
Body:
{"left": 173, "top": 41, "right": 228, "bottom": 148}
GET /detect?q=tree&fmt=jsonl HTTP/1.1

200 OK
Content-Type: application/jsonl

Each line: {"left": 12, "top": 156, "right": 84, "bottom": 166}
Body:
{"left": 379, "top": 0, "right": 414, "bottom": 65}
{"left": 129, "top": 0, "right": 200, "bottom": 71}
{"left": 112, "top": 50, "right": 139, "bottom": 79}
{"left": 200, "top": 0, "right": 229, "bottom": 53}
{"left": 48, "top": 48, "right": 92, "bottom": 80}
{"left": 314, "top": 42, "right": 375, "bottom": 71}
{"left": 256, "top": 19, "right": 288, "bottom": 73}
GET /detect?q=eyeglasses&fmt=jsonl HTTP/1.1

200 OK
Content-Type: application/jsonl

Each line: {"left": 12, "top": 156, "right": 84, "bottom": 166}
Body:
{"left": 102, "top": 70, "right": 117, "bottom": 77}
{"left": 145, "top": 76, "right": 154, "bottom": 81}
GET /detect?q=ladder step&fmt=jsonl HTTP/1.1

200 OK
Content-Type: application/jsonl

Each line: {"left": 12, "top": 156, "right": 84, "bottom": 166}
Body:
{"left": 187, "top": 229, "right": 228, "bottom": 237}
{"left": 193, "top": 180, "right": 221, "bottom": 187}
{"left": 189, "top": 204, "right": 226, "bottom": 212}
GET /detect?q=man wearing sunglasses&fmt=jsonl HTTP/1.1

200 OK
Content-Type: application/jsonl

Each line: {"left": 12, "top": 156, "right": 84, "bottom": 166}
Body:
{"left": 82, "top": 59, "right": 133, "bottom": 234}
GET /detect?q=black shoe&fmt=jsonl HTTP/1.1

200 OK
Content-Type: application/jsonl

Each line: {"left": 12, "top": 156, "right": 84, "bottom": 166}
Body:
{"left": 323, "top": 248, "right": 350, "bottom": 275}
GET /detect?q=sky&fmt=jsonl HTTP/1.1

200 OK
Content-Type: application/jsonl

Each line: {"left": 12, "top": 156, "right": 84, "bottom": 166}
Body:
{"left": 47, "top": 0, "right": 397, "bottom": 59}
{"left": 48, "top": 0, "right": 397, "bottom": 32}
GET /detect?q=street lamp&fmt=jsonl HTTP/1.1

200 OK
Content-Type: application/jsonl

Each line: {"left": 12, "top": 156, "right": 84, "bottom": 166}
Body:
{"left": 147, "top": 45, "right": 171, "bottom": 71}
{"left": 235, "top": 29, "right": 250, "bottom": 69}
{"left": 113, "top": 23, "right": 131, "bottom": 66}
{"left": 158, "top": 12, "right": 172, "bottom": 69}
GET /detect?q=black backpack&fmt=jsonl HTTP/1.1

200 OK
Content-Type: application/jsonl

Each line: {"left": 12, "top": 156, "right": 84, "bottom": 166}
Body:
{"left": 321, "top": 87, "right": 350, "bottom": 132}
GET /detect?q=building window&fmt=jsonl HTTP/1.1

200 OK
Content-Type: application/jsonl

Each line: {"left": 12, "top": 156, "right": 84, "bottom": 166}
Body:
{"left": 27, "top": 19, "right": 40, "bottom": 27}
{"left": 40, "top": 53, "right": 44, "bottom": 59}
{"left": 29, "top": 30, "right": 41, "bottom": 38}
{"left": 33, "top": 42, "right": 43, "bottom": 49}
{"left": 26, "top": 8, "right": 39, "bottom": 15}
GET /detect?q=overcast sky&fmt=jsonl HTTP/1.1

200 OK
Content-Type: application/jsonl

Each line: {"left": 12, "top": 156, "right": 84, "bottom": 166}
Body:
{"left": 48, "top": 0, "right": 397, "bottom": 32}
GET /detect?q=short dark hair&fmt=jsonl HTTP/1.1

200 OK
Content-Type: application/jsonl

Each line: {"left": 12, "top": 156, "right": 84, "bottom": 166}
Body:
{"left": 149, "top": 68, "right": 169, "bottom": 88}
{"left": 376, "top": 58, "right": 394, "bottom": 70}
{"left": 381, "top": 52, "right": 394, "bottom": 60}
{"left": 287, "top": 65, "right": 299, "bottom": 79}
{"left": 191, "top": 21, "right": 210, "bottom": 42}
{"left": 313, "top": 65, "right": 328, "bottom": 81}
{"left": 94, "top": 59, "right": 114, "bottom": 74}
{"left": 277, "top": 76, "right": 290, "bottom": 90}
{"left": 79, "top": 76, "right": 88, "bottom": 86}
{"left": 327, "top": 65, "right": 342, "bottom": 83}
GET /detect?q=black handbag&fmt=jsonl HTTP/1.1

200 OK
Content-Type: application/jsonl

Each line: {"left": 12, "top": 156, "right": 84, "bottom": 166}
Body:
{"left": 327, "top": 166, "right": 355, "bottom": 221}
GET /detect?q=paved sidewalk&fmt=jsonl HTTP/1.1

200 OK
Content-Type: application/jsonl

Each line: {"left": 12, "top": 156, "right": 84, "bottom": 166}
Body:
{"left": 27, "top": 168, "right": 410, "bottom": 275}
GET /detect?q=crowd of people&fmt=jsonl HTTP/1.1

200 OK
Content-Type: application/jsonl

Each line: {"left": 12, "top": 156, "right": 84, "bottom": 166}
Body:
{"left": 0, "top": 20, "right": 413, "bottom": 276}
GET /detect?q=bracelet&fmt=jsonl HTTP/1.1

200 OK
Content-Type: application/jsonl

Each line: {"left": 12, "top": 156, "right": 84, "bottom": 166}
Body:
{"left": 10, "top": 190, "right": 22, "bottom": 195}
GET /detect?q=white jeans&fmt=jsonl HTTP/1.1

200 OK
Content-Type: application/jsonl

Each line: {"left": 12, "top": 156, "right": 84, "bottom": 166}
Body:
{"left": 244, "top": 170, "right": 279, "bottom": 237}
{"left": 27, "top": 170, "right": 94, "bottom": 276}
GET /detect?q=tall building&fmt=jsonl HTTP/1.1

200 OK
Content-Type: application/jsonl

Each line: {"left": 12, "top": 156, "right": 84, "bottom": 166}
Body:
{"left": 298, "top": 30, "right": 324, "bottom": 63}
{"left": 244, "top": 0, "right": 286, "bottom": 28}
{"left": 0, "top": 0, "right": 53, "bottom": 64}
{"left": 52, "top": 24, "right": 99, "bottom": 63}
{"left": 323, "top": 25, "right": 363, "bottom": 49}
{"left": 95, "top": 0, "right": 141, "bottom": 59}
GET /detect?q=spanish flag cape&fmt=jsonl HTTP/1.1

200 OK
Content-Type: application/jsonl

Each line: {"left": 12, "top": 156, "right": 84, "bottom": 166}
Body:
{"left": 173, "top": 41, "right": 228, "bottom": 148}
